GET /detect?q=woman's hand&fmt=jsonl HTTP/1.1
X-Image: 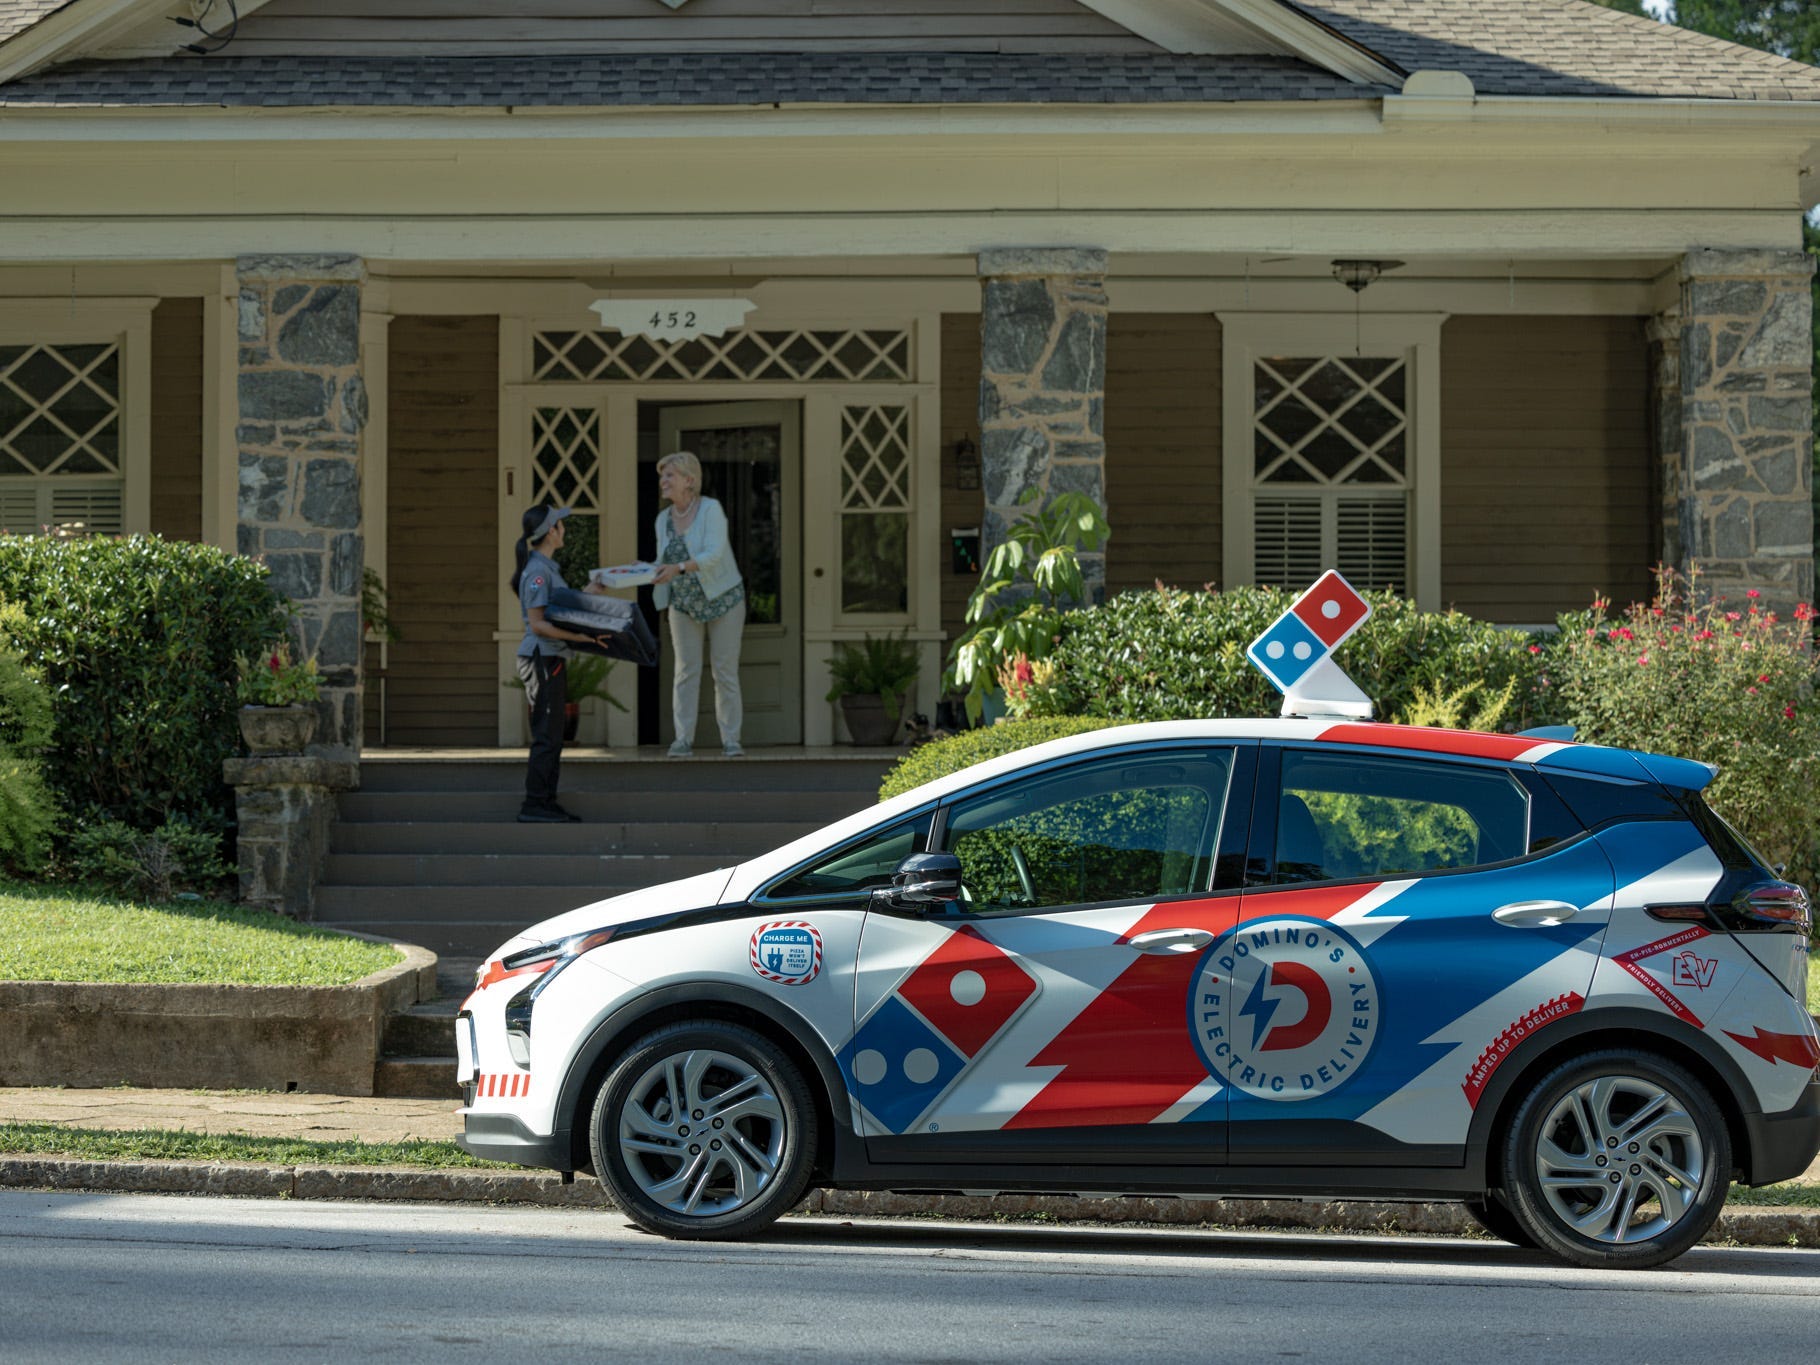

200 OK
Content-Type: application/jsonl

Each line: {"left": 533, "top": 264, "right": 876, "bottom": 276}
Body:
{"left": 653, "top": 563, "right": 682, "bottom": 586}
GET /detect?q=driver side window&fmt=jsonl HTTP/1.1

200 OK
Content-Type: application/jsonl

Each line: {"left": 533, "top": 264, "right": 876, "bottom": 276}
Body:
{"left": 939, "top": 749, "right": 1235, "bottom": 915}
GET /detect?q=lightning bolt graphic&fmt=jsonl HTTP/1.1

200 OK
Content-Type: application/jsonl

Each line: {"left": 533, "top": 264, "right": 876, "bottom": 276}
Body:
{"left": 1005, "top": 882, "right": 1388, "bottom": 1131}
{"left": 1725, "top": 1026, "right": 1820, "bottom": 1070}
{"left": 1238, "top": 969, "right": 1282, "bottom": 1051}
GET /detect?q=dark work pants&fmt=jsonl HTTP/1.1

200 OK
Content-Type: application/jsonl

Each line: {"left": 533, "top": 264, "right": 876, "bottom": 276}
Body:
{"left": 519, "top": 652, "right": 568, "bottom": 810}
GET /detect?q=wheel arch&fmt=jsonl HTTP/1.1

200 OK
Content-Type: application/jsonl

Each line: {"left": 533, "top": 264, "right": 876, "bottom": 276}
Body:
{"left": 1467, "top": 1007, "right": 1758, "bottom": 1188}
{"left": 554, "top": 983, "right": 855, "bottom": 1177}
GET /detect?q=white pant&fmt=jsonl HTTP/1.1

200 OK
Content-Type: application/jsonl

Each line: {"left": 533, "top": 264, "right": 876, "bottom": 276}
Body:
{"left": 668, "top": 601, "right": 745, "bottom": 747}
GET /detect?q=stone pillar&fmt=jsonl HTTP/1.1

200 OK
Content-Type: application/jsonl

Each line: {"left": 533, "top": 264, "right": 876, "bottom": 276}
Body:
{"left": 1646, "top": 310, "right": 1682, "bottom": 568}
{"left": 224, "top": 755, "right": 359, "bottom": 919}
{"left": 977, "top": 247, "right": 1109, "bottom": 600}
{"left": 1676, "top": 248, "right": 1815, "bottom": 613}
{"left": 235, "top": 254, "right": 368, "bottom": 759}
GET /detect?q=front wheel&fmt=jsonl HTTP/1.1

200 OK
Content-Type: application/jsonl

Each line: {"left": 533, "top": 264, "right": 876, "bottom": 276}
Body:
{"left": 1463, "top": 1194, "right": 1535, "bottom": 1248}
{"left": 1499, "top": 1050, "right": 1730, "bottom": 1269}
{"left": 590, "top": 1021, "right": 818, "bottom": 1240}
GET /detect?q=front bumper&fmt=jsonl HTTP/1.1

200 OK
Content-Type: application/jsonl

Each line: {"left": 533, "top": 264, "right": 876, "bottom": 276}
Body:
{"left": 457, "top": 1111, "right": 572, "bottom": 1173}
{"left": 1743, "top": 1072, "right": 1820, "bottom": 1186}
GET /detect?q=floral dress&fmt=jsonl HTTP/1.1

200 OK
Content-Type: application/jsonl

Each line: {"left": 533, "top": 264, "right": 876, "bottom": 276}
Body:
{"left": 662, "top": 516, "right": 745, "bottom": 624}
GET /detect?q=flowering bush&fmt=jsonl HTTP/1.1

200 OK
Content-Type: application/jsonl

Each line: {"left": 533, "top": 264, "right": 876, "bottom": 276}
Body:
{"left": 1549, "top": 569, "right": 1820, "bottom": 892}
{"left": 236, "top": 644, "right": 321, "bottom": 708}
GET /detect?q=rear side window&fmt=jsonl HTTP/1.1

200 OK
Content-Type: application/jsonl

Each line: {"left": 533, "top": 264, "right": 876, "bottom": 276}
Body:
{"left": 1274, "top": 750, "right": 1532, "bottom": 884}
{"left": 1540, "top": 773, "right": 1685, "bottom": 832}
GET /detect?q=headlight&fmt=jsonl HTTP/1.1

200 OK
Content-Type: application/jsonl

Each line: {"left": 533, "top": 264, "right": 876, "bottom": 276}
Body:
{"left": 475, "top": 927, "right": 618, "bottom": 991}
{"left": 495, "top": 929, "right": 618, "bottom": 1063}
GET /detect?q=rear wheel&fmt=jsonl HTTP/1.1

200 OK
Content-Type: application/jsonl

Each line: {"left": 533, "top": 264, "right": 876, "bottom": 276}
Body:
{"left": 1500, "top": 1051, "right": 1730, "bottom": 1269}
{"left": 590, "top": 1021, "right": 818, "bottom": 1240}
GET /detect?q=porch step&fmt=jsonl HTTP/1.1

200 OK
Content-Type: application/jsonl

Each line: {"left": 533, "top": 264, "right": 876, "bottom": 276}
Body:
{"left": 337, "top": 789, "right": 869, "bottom": 824}
{"left": 317, "top": 753, "right": 893, "bottom": 961}
{"left": 373, "top": 1056, "right": 463, "bottom": 1101}
{"left": 382, "top": 1000, "right": 462, "bottom": 1058}
{"left": 324, "top": 851, "right": 729, "bottom": 887}
{"left": 331, "top": 820, "right": 804, "bottom": 857}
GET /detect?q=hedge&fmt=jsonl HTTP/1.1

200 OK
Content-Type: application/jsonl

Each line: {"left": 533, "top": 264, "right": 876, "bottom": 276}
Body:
{"left": 879, "top": 716, "right": 1127, "bottom": 801}
{"left": 0, "top": 535, "right": 287, "bottom": 833}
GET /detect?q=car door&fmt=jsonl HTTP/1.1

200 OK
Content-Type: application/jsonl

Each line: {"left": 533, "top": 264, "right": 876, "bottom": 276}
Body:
{"left": 1222, "top": 743, "right": 1616, "bottom": 1167}
{"left": 847, "top": 743, "right": 1255, "bottom": 1167}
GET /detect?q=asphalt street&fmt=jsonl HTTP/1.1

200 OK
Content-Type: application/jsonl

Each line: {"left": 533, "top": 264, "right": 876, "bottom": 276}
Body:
{"left": 1, "top": 1190, "right": 1816, "bottom": 1363}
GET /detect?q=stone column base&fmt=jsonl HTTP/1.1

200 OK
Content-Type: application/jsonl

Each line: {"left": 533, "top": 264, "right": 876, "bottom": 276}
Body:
{"left": 225, "top": 755, "right": 360, "bottom": 919}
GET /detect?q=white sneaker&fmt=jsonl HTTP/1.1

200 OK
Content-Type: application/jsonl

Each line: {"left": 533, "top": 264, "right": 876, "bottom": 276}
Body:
{"left": 722, "top": 741, "right": 746, "bottom": 757}
{"left": 667, "top": 739, "right": 693, "bottom": 758}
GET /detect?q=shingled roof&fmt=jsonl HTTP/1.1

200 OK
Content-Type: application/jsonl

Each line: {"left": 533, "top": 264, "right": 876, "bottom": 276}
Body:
{"left": 0, "top": 51, "right": 1386, "bottom": 107}
{"left": 1293, "top": 0, "right": 1820, "bottom": 101}
{"left": 0, "top": 0, "right": 66, "bottom": 45}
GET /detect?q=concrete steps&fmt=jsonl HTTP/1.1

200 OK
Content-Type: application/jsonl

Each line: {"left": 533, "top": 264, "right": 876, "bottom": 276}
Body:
{"left": 340, "top": 750, "right": 894, "bottom": 1094}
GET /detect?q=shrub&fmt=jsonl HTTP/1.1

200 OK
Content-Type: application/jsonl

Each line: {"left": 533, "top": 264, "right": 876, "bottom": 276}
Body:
{"left": 0, "top": 603, "right": 58, "bottom": 872}
{"left": 1028, "top": 584, "right": 1552, "bottom": 728}
{"left": 1549, "top": 569, "right": 1820, "bottom": 892}
{"left": 0, "top": 535, "right": 288, "bottom": 832}
{"left": 69, "top": 816, "right": 232, "bottom": 903}
{"left": 879, "top": 716, "right": 1129, "bottom": 801}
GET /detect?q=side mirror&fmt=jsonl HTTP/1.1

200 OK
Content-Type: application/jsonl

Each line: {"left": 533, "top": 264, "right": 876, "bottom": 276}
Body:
{"left": 871, "top": 851, "right": 964, "bottom": 912}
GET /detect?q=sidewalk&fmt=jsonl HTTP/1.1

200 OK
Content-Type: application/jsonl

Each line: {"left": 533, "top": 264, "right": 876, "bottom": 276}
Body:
{"left": 1, "top": 1085, "right": 1816, "bottom": 1247}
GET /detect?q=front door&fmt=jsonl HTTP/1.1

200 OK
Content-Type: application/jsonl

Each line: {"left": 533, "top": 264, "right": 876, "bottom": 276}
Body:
{"left": 655, "top": 401, "right": 802, "bottom": 747}
{"left": 847, "top": 744, "right": 1253, "bottom": 1167}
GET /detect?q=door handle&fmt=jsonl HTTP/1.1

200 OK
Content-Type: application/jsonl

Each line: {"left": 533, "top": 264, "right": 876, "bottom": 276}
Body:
{"left": 1493, "top": 900, "right": 1580, "bottom": 928}
{"left": 1128, "top": 928, "right": 1215, "bottom": 955}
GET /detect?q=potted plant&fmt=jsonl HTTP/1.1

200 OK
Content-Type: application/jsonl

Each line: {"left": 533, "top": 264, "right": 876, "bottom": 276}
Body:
{"left": 505, "top": 653, "right": 626, "bottom": 743}
{"left": 943, "top": 488, "right": 1109, "bottom": 724}
{"left": 826, "top": 633, "right": 920, "bottom": 746}
{"left": 235, "top": 642, "right": 322, "bottom": 754}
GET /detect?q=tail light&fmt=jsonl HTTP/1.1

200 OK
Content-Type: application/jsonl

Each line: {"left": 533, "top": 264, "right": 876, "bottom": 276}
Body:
{"left": 1730, "top": 881, "right": 1811, "bottom": 935}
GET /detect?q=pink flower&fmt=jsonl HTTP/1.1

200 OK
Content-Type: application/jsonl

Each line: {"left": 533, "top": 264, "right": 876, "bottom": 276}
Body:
{"left": 1758, "top": 674, "right": 1770, "bottom": 684}
{"left": 1637, "top": 654, "right": 1649, "bottom": 666}
{"left": 1725, "top": 611, "right": 1741, "bottom": 622}
{"left": 1785, "top": 705, "right": 1797, "bottom": 720}
{"left": 1747, "top": 686, "right": 1759, "bottom": 695}
{"left": 1527, "top": 644, "right": 1542, "bottom": 654}
{"left": 1694, "top": 630, "right": 1715, "bottom": 642}
{"left": 1747, "top": 589, "right": 1761, "bottom": 599}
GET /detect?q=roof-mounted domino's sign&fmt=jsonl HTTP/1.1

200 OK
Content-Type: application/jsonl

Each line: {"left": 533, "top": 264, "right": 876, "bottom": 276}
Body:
{"left": 1247, "top": 571, "right": 1375, "bottom": 720}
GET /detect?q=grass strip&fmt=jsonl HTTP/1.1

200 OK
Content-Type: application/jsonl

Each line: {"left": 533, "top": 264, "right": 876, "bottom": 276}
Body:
{"left": 0, "top": 1123, "right": 512, "bottom": 1170}
{"left": 0, "top": 880, "right": 400, "bottom": 986}
{"left": 1728, "top": 1181, "right": 1820, "bottom": 1208}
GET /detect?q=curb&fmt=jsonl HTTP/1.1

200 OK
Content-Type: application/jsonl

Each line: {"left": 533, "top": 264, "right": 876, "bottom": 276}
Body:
{"left": 2, "top": 1158, "right": 1814, "bottom": 1247}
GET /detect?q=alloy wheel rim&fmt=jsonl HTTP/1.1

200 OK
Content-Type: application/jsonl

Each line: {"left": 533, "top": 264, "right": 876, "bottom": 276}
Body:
{"left": 1533, "top": 1074, "right": 1706, "bottom": 1244}
{"left": 617, "top": 1048, "right": 786, "bottom": 1217}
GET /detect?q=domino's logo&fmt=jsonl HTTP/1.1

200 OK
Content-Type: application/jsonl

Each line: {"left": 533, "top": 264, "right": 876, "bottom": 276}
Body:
{"left": 1247, "top": 571, "right": 1373, "bottom": 712}
{"left": 838, "top": 925, "right": 1040, "bottom": 1135}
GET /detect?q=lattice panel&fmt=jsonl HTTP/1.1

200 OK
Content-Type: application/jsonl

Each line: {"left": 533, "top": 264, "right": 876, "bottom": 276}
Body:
{"left": 839, "top": 405, "right": 911, "bottom": 512}
{"left": 1254, "top": 355, "right": 1407, "bottom": 488}
{"left": 0, "top": 343, "right": 121, "bottom": 478}
{"left": 533, "top": 328, "right": 913, "bottom": 383}
{"left": 530, "top": 407, "right": 602, "bottom": 512}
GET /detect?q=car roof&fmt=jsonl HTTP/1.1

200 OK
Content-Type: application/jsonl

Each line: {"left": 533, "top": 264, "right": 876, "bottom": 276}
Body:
{"left": 720, "top": 718, "right": 1713, "bottom": 903}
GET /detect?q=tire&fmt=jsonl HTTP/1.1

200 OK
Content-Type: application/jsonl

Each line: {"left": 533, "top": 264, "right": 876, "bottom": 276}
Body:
{"left": 1498, "top": 1050, "right": 1731, "bottom": 1270}
{"left": 589, "top": 1021, "right": 819, "bottom": 1240}
{"left": 1463, "top": 1194, "right": 1536, "bottom": 1248}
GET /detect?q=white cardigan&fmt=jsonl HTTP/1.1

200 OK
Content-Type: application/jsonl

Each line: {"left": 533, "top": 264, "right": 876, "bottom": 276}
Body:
{"left": 651, "top": 497, "right": 743, "bottom": 610}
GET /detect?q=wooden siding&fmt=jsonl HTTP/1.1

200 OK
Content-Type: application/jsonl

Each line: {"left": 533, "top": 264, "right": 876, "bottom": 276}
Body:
{"left": 939, "top": 312, "right": 983, "bottom": 654}
{"left": 1104, "top": 312, "right": 1221, "bottom": 594}
{"left": 1440, "top": 315, "right": 1653, "bottom": 623}
{"left": 383, "top": 315, "right": 500, "bottom": 747}
{"left": 148, "top": 297, "right": 202, "bottom": 543}
{"left": 230, "top": 0, "right": 1158, "bottom": 55}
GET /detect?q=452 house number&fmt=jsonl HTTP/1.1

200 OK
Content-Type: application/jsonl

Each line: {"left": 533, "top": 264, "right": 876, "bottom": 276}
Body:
{"left": 589, "top": 298, "right": 757, "bottom": 343}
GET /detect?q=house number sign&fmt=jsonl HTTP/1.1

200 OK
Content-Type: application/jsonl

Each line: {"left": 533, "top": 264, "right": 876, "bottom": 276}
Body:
{"left": 588, "top": 298, "right": 756, "bottom": 343}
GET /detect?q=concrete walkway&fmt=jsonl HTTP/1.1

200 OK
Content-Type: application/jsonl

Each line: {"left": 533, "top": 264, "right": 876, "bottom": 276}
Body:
{"left": 0, "top": 1087, "right": 461, "bottom": 1145}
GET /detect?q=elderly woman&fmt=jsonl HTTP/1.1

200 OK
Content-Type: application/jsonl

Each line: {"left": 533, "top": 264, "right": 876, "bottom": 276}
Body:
{"left": 651, "top": 450, "right": 746, "bottom": 757}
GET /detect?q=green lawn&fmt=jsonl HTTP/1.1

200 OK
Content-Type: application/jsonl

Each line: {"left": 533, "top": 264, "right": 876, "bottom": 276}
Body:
{"left": 0, "top": 1122, "right": 503, "bottom": 1169}
{"left": 1808, "top": 951, "right": 1818, "bottom": 1015}
{"left": 0, "top": 881, "right": 401, "bottom": 986}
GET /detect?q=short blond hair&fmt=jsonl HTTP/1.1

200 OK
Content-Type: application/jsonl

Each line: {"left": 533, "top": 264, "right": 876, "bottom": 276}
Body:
{"left": 656, "top": 450, "right": 701, "bottom": 496}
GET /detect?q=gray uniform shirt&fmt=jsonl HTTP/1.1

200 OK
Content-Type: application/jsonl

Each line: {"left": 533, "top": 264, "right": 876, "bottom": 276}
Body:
{"left": 516, "top": 549, "right": 572, "bottom": 659}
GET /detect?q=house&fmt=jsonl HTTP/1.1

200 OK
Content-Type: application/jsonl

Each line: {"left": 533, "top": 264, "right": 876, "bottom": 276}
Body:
{"left": 2, "top": 0, "right": 1815, "bottom": 762}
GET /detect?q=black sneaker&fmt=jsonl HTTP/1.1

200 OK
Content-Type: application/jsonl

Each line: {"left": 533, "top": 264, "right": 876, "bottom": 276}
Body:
{"left": 517, "top": 806, "right": 569, "bottom": 824}
{"left": 551, "top": 803, "right": 583, "bottom": 823}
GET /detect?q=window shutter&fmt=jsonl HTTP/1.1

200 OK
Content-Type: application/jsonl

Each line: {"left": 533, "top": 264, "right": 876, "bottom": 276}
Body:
{"left": 50, "top": 483, "right": 124, "bottom": 536}
{"left": 0, "top": 486, "right": 39, "bottom": 535}
{"left": 1253, "top": 497, "right": 1323, "bottom": 590}
{"left": 1335, "top": 496, "right": 1406, "bottom": 594}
